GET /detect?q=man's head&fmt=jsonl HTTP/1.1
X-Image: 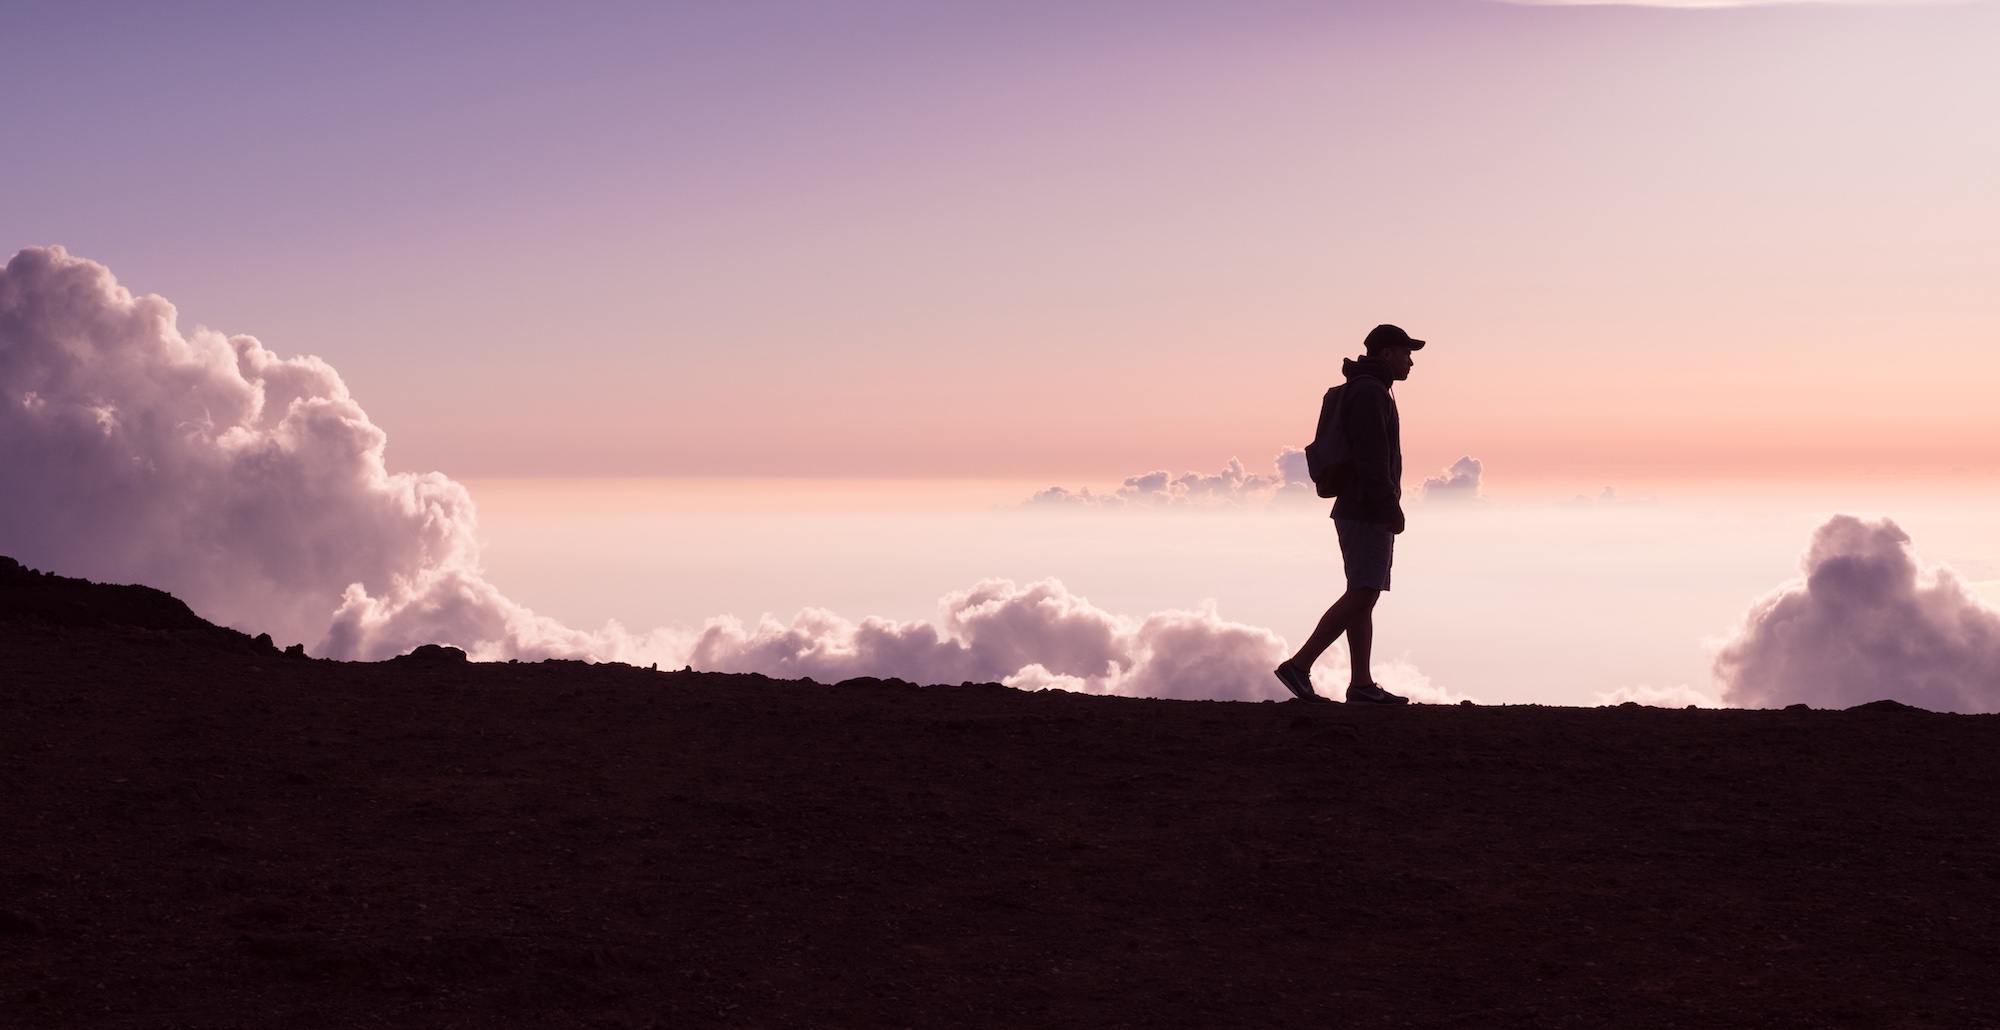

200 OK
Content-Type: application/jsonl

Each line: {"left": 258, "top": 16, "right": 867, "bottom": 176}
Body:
{"left": 1363, "top": 323, "right": 1424, "bottom": 380}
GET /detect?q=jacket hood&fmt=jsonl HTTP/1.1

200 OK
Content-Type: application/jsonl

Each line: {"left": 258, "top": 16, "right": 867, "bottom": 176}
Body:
{"left": 1342, "top": 355, "right": 1405, "bottom": 384}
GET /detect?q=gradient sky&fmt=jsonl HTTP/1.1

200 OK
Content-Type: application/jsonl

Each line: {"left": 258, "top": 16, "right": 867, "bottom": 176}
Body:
{"left": 6, "top": 0, "right": 1996, "bottom": 481}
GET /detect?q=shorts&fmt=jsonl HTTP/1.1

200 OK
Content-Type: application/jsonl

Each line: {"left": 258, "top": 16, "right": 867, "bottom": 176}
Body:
{"left": 1336, "top": 518, "right": 1395, "bottom": 592}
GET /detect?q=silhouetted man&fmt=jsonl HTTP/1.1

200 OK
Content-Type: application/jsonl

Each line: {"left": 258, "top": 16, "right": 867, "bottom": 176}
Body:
{"left": 1275, "top": 324, "right": 1424, "bottom": 704}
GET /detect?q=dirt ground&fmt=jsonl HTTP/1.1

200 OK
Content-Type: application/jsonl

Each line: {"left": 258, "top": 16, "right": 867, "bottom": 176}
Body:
{"left": 5, "top": 559, "right": 2000, "bottom": 1028}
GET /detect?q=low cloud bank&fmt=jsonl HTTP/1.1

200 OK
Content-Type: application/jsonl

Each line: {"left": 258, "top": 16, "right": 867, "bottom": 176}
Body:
{"left": 691, "top": 579, "right": 1466, "bottom": 704}
{"left": 1031, "top": 451, "right": 1313, "bottom": 507}
{"left": 1713, "top": 515, "right": 2000, "bottom": 713}
{"left": 691, "top": 578, "right": 1294, "bottom": 701}
{"left": 1038, "top": 452, "right": 1495, "bottom": 509}
{"left": 0, "top": 246, "right": 1384, "bottom": 701}
{"left": 1420, "top": 456, "right": 1483, "bottom": 502}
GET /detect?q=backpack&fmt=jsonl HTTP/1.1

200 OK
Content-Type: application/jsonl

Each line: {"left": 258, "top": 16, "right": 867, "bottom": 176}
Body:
{"left": 1303, "top": 385, "right": 1353, "bottom": 499}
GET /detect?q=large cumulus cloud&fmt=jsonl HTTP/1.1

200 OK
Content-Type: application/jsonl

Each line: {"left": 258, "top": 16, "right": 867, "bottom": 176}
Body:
{"left": 0, "top": 246, "right": 1388, "bottom": 701}
{"left": 1713, "top": 515, "right": 2000, "bottom": 713}
{"left": 0, "top": 246, "right": 615, "bottom": 661}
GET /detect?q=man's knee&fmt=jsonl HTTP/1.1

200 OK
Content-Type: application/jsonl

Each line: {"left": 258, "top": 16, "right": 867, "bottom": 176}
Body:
{"left": 1341, "top": 587, "right": 1383, "bottom": 609}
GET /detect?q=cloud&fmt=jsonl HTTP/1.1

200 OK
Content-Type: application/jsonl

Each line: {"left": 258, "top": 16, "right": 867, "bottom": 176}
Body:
{"left": 691, "top": 577, "right": 1296, "bottom": 701}
{"left": 1496, "top": 0, "right": 1965, "bottom": 8}
{"left": 0, "top": 246, "right": 639, "bottom": 662}
{"left": 1420, "top": 456, "right": 1484, "bottom": 503}
{"left": 1030, "top": 450, "right": 1315, "bottom": 507}
{"left": 0, "top": 246, "right": 1395, "bottom": 702}
{"left": 1712, "top": 515, "right": 2000, "bottom": 713}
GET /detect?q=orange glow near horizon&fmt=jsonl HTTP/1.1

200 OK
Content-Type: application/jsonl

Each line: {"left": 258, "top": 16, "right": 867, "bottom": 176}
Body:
{"left": 7, "top": 3, "right": 1987, "bottom": 483}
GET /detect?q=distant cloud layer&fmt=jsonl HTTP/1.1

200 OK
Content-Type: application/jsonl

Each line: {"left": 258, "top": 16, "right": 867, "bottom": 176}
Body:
{"left": 0, "top": 246, "right": 1386, "bottom": 702}
{"left": 1420, "top": 456, "right": 1483, "bottom": 502}
{"left": 1713, "top": 515, "right": 2000, "bottom": 713}
{"left": 693, "top": 577, "right": 1460, "bottom": 704}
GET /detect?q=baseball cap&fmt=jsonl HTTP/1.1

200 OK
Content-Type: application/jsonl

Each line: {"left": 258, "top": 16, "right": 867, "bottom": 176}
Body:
{"left": 1364, "top": 324, "right": 1426, "bottom": 352}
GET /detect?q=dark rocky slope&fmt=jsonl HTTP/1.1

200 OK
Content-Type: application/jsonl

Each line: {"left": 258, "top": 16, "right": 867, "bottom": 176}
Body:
{"left": 3, "top": 559, "right": 1999, "bottom": 1028}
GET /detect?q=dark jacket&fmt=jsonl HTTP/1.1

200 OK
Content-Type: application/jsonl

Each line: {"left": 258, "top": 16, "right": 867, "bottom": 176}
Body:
{"left": 1329, "top": 356, "right": 1404, "bottom": 532}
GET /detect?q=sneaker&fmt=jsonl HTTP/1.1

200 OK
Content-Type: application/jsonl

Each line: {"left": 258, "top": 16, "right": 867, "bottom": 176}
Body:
{"left": 1273, "top": 664, "right": 1331, "bottom": 703}
{"left": 1345, "top": 682, "right": 1409, "bottom": 705}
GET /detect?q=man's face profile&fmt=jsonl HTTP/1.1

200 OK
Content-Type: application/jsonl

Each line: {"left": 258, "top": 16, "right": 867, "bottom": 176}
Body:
{"left": 1375, "top": 344, "right": 1414, "bottom": 380}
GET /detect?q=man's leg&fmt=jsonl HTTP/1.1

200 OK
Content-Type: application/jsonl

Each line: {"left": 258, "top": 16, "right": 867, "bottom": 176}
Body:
{"left": 1345, "top": 603, "right": 1373, "bottom": 689}
{"left": 1284, "top": 587, "right": 1382, "bottom": 672}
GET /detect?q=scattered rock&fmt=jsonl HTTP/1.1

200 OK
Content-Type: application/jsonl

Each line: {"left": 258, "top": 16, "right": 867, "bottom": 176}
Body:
{"left": 1848, "top": 699, "right": 1928, "bottom": 713}
{"left": 394, "top": 644, "right": 469, "bottom": 664}
{"left": 833, "top": 675, "right": 920, "bottom": 692}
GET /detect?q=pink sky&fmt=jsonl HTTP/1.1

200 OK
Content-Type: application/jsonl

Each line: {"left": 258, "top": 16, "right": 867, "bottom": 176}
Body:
{"left": 4, "top": 0, "right": 1995, "bottom": 481}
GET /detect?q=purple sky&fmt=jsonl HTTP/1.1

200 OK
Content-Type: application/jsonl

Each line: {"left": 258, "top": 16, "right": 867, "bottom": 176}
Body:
{"left": 7, "top": 0, "right": 1996, "bottom": 478}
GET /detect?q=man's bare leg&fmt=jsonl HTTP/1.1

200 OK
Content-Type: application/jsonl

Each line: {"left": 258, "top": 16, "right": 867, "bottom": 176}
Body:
{"left": 1282, "top": 587, "right": 1382, "bottom": 675}
{"left": 1345, "top": 604, "right": 1373, "bottom": 689}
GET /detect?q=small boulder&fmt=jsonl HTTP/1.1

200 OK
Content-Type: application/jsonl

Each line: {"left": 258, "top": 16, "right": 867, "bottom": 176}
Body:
{"left": 393, "top": 644, "right": 469, "bottom": 664}
{"left": 1848, "top": 699, "right": 1926, "bottom": 713}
